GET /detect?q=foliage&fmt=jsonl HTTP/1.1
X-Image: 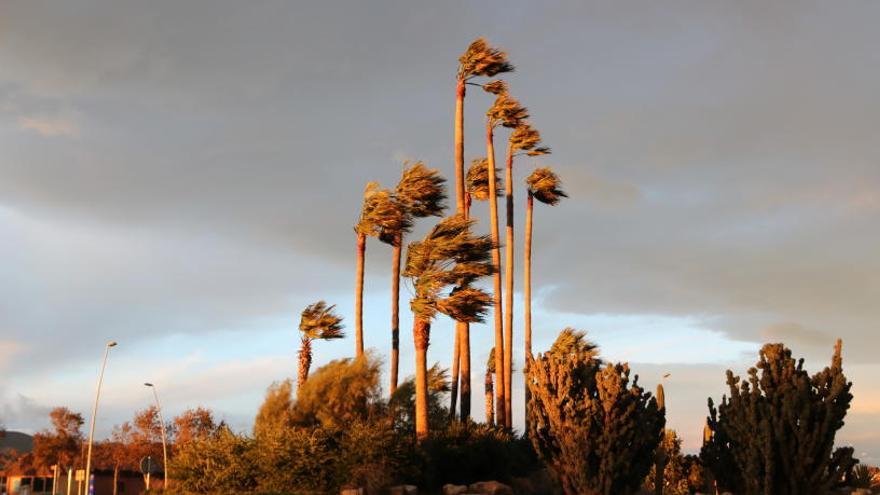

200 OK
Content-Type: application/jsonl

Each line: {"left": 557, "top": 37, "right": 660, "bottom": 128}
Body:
{"left": 458, "top": 38, "right": 514, "bottom": 80}
{"left": 509, "top": 122, "right": 550, "bottom": 156}
{"left": 526, "top": 167, "right": 568, "bottom": 206}
{"left": 527, "top": 330, "right": 664, "bottom": 495}
{"left": 395, "top": 161, "right": 447, "bottom": 221}
{"left": 169, "top": 425, "right": 258, "bottom": 495}
{"left": 487, "top": 93, "right": 529, "bottom": 129}
{"left": 173, "top": 407, "right": 219, "bottom": 446}
{"left": 701, "top": 340, "right": 856, "bottom": 495}
{"left": 253, "top": 379, "right": 296, "bottom": 439}
{"left": 466, "top": 157, "right": 504, "bottom": 201}
{"left": 31, "top": 407, "right": 84, "bottom": 470}
{"left": 643, "top": 430, "right": 691, "bottom": 495}
{"left": 356, "top": 182, "right": 410, "bottom": 242}
{"left": 298, "top": 301, "right": 345, "bottom": 340}
{"left": 388, "top": 363, "right": 451, "bottom": 435}
{"left": 293, "top": 354, "right": 383, "bottom": 429}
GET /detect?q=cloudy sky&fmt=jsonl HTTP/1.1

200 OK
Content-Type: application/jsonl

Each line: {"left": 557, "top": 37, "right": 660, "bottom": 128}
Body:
{"left": 1, "top": 0, "right": 878, "bottom": 461}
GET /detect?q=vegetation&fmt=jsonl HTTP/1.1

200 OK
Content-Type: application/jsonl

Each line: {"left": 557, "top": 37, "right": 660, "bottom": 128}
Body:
{"left": 296, "top": 300, "right": 345, "bottom": 393}
{"left": 526, "top": 329, "right": 664, "bottom": 495}
{"left": 701, "top": 340, "right": 856, "bottom": 495}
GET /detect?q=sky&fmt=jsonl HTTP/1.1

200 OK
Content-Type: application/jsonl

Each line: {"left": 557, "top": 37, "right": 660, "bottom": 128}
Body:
{"left": 1, "top": 0, "right": 878, "bottom": 462}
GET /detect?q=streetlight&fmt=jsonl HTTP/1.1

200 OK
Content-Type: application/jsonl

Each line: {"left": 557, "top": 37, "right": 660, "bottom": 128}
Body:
{"left": 144, "top": 382, "right": 168, "bottom": 489}
{"left": 84, "top": 341, "right": 116, "bottom": 495}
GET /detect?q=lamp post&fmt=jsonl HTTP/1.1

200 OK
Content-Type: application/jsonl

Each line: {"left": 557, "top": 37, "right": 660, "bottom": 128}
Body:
{"left": 144, "top": 382, "right": 168, "bottom": 489}
{"left": 84, "top": 341, "right": 117, "bottom": 495}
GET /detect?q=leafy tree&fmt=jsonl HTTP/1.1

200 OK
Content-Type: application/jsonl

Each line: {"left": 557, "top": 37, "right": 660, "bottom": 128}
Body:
{"left": 297, "top": 300, "right": 345, "bottom": 393}
{"left": 293, "top": 354, "right": 383, "bottom": 429}
{"left": 527, "top": 329, "right": 664, "bottom": 495}
{"left": 173, "top": 407, "right": 218, "bottom": 447}
{"left": 253, "top": 379, "right": 295, "bottom": 439}
{"left": 389, "top": 363, "right": 451, "bottom": 435}
{"left": 403, "top": 214, "right": 495, "bottom": 440}
{"left": 701, "top": 340, "right": 856, "bottom": 495}
{"left": 31, "top": 407, "right": 84, "bottom": 471}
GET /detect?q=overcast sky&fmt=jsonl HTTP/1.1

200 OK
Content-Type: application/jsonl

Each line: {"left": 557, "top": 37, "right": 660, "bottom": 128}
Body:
{"left": 1, "top": 0, "right": 878, "bottom": 461}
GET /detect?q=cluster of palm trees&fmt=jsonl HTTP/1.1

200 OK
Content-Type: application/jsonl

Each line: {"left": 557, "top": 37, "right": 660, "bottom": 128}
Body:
{"left": 296, "top": 38, "right": 567, "bottom": 441}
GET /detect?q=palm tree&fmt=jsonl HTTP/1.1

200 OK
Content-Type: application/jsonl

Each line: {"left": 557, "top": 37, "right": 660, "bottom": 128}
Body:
{"left": 452, "top": 39, "right": 513, "bottom": 422}
{"left": 484, "top": 347, "right": 496, "bottom": 426}
{"left": 482, "top": 92, "right": 529, "bottom": 428}
{"left": 502, "top": 121, "right": 550, "bottom": 427}
{"left": 403, "top": 214, "right": 495, "bottom": 440}
{"left": 388, "top": 162, "right": 447, "bottom": 395}
{"left": 297, "top": 301, "right": 345, "bottom": 393}
{"left": 523, "top": 167, "right": 566, "bottom": 427}
{"left": 467, "top": 156, "right": 507, "bottom": 426}
{"left": 355, "top": 183, "right": 408, "bottom": 358}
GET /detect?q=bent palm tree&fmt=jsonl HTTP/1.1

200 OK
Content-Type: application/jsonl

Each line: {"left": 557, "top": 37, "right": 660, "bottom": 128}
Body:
{"left": 297, "top": 301, "right": 345, "bottom": 393}
{"left": 523, "top": 167, "right": 566, "bottom": 427}
{"left": 502, "top": 121, "right": 550, "bottom": 427}
{"left": 355, "top": 183, "right": 408, "bottom": 358}
{"left": 404, "top": 214, "right": 495, "bottom": 440}
{"left": 482, "top": 92, "right": 529, "bottom": 428}
{"left": 388, "top": 162, "right": 446, "bottom": 395}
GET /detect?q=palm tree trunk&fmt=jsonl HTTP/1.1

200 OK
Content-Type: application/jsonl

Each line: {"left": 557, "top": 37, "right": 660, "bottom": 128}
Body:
{"left": 449, "top": 324, "right": 461, "bottom": 419}
{"left": 523, "top": 191, "right": 533, "bottom": 432}
{"left": 459, "top": 322, "right": 471, "bottom": 421}
{"left": 297, "top": 336, "right": 312, "bottom": 394}
{"left": 390, "top": 239, "right": 402, "bottom": 395}
{"left": 485, "top": 369, "right": 495, "bottom": 426}
{"left": 454, "top": 79, "right": 466, "bottom": 212}
{"left": 486, "top": 121, "right": 506, "bottom": 428}
{"left": 413, "top": 317, "right": 431, "bottom": 442}
{"left": 354, "top": 232, "right": 366, "bottom": 358}
{"left": 503, "top": 144, "right": 515, "bottom": 429}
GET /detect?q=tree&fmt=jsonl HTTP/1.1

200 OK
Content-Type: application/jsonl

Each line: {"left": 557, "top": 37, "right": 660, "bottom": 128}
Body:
{"left": 31, "top": 407, "right": 84, "bottom": 471}
{"left": 389, "top": 363, "right": 452, "bottom": 435}
{"left": 701, "top": 340, "right": 856, "bottom": 495}
{"left": 173, "top": 407, "right": 218, "bottom": 447}
{"left": 391, "top": 162, "right": 447, "bottom": 396}
{"left": 293, "top": 354, "right": 383, "bottom": 429}
{"left": 454, "top": 39, "right": 513, "bottom": 423}
{"left": 403, "top": 214, "right": 495, "bottom": 440}
{"left": 527, "top": 329, "right": 664, "bottom": 495}
{"left": 484, "top": 347, "right": 496, "bottom": 427}
{"left": 523, "top": 167, "right": 566, "bottom": 429}
{"left": 354, "top": 182, "right": 408, "bottom": 358}
{"left": 130, "top": 406, "right": 166, "bottom": 482}
{"left": 253, "top": 380, "right": 295, "bottom": 439}
{"left": 501, "top": 121, "right": 549, "bottom": 428}
{"left": 297, "top": 300, "right": 345, "bottom": 393}
{"left": 643, "top": 429, "right": 692, "bottom": 495}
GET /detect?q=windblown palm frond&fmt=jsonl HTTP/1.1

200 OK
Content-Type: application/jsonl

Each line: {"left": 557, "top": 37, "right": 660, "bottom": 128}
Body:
{"left": 299, "top": 301, "right": 345, "bottom": 341}
{"left": 510, "top": 122, "right": 551, "bottom": 157}
{"left": 466, "top": 157, "right": 504, "bottom": 200}
{"left": 428, "top": 363, "right": 451, "bottom": 393}
{"left": 487, "top": 94, "right": 529, "bottom": 129}
{"left": 356, "top": 182, "right": 412, "bottom": 244}
{"left": 482, "top": 79, "right": 509, "bottom": 95}
{"left": 458, "top": 38, "right": 514, "bottom": 80}
{"left": 395, "top": 162, "right": 447, "bottom": 219}
{"left": 404, "top": 214, "right": 496, "bottom": 322}
{"left": 548, "top": 327, "right": 599, "bottom": 359}
{"left": 526, "top": 167, "right": 568, "bottom": 205}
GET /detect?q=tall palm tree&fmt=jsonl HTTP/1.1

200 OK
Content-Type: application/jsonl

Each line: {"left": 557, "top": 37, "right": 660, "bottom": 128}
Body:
{"left": 483, "top": 91, "right": 529, "bottom": 428}
{"left": 403, "top": 214, "right": 495, "bottom": 441}
{"left": 523, "top": 167, "right": 566, "bottom": 424}
{"left": 355, "top": 183, "right": 408, "bottom": 358}
{"left": 467, "top": 156, "right": 506, "bottom": 426}
{"left": 297, "top": 301, "right": 345, "bottom": 394}
{"left": 502, "top": 121, "right": 549, "bottom": 427}
{"left": 388, "top": 162, "right": 447, "bottom": 395}
{"left": 452, "top": 39, "right": 513, "bottom": 422}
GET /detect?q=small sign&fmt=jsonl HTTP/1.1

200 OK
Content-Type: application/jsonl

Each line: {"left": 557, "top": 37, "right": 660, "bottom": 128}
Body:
{"left": 75, "top": 470, "right": 86, "bottom": 482}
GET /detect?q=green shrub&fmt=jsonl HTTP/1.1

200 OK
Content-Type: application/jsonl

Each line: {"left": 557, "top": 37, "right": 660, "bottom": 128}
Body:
{"left": 293, "top": 354, "right": 384, "bottom": 428}
{"left": 169, "top": 426, "right": 258, "bottom": 495}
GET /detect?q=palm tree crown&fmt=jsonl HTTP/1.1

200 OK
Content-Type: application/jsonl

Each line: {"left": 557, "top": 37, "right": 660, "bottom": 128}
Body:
{"left": 487, "top": 93, "right": 529, "bottom": 129}
{"left": 395, "top": 162, "right": 447, "bottom": 220}
{"left": 404, "top": 214, "right": 495, "bottom": 323}
{"left": 466, "top": 157, "right": 504, "bottom": 201}
{"left": 510, "top": 122, "right": 551, "bottom": 157}
{"left": 526, "top": 167, "right": 568, "bottom": 205}
{"left": 458, "top": 38, "right": 514, "bottom": 81}
{"left": 299, "top": 301, "right": 345, "bottom": 341}
{"left": 548, "top": 327, "right": 599, "bottom": 359}
{"left": 356, "top": 182, "right": 411, "bottom": 243}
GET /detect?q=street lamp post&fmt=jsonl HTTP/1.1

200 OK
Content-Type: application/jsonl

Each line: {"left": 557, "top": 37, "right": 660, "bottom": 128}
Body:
{"left": 84, "top": 341, "right": 117, "bottom": 495}
{"left": 144, "top": 382, "right": 169, "bottom": 489}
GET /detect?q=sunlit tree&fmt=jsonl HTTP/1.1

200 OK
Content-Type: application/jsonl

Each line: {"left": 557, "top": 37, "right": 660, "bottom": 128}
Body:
{"left": 297, "top": 301, "right": 345, "bottom": 393}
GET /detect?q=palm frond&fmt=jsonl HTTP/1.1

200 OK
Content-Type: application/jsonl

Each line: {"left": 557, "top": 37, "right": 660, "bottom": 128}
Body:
{"left": 526, "top": 167, "right": 567, "bottom": 205}
{"left": 395, "top": 161, "right": 447, "bottom": 219}
{"left": 458, "top": 38, "right": 514, "bottom": 80}
{"left": 548, "top": 327, "right": 599, "bottom": 359}
{"left": 299, "top": 301, "right": 345, "bottom": 341}
{"left": 436, "top": 286, "right": 493, "bottom": 323}
{"left": 356, "top": 182, "right": 412, "bottom": 243}
{"left": 487, "top": 94, "right": 528, "bottom": 129}
{"left": 466, "top": 157, "right": 504, "bottom": 200}
{"left": 509, "top": 122, "right": 550, "bottom": 156}
{"left": 486, "top": 347, "right": 496, "bottom": 373}
{"left": 428, "top": 363, "right": 451, "bottom": 393}
{"left": 482, "top": 79, "right": 508, "bottom": 95}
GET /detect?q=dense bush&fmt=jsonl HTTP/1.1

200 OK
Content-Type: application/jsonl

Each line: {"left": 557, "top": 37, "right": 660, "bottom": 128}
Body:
{"left": 170, "top": 426, "right": 258, "bottom": 495}
{"left": 526, "top": 329, "right": 665, "bottom": 495}
{"left": 701, "top": 340, "right": 856, "bottom": 495}
{"left": 293, "top": 354, "right": 384, "bottom": 428}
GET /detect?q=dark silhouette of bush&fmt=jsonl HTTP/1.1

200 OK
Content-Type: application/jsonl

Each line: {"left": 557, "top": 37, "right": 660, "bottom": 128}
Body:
{"left": 701, "top": 340, "right": 856, "bottom": 495}
{"left": 526, "top": 329, "right": 664, "bottom": 495}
